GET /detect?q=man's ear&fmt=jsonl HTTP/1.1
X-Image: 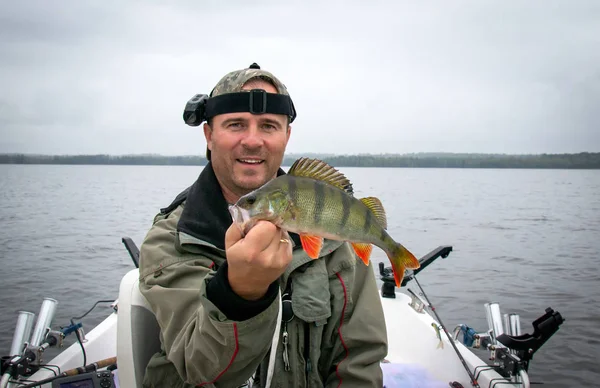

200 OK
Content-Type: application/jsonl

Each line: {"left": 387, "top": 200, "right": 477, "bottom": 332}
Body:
{"left": 203, "top": 122, "right": 212, "bottom": 152}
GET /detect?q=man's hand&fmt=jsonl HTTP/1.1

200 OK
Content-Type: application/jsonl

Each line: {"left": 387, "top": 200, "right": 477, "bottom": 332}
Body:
{"left": 225, "top": 221, "right": 293, "bottom": 301}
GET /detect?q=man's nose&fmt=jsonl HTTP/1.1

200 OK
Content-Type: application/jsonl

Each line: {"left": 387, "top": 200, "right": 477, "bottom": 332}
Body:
{"left": 240, "top": 124, "right": 263, "bottom": 148}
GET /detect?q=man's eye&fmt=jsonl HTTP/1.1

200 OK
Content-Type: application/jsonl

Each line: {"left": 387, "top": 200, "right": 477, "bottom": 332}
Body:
{"left": 228, "top": 122, "right": 242, "bottom": 128}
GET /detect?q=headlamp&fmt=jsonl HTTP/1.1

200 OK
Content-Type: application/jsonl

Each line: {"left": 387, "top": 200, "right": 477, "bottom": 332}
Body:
{"left": 183, "top": 89, "right": 296, "bottom": 127}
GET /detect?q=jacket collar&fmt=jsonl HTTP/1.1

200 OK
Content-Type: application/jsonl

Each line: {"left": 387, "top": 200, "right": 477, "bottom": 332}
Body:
{"left": 177, "top": 162, "right": 299, "bottom": 250}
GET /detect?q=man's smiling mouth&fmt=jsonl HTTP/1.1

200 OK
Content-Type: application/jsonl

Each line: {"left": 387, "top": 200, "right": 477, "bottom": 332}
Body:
{"left": 238, "top": 159, "right": 264, "bottom": 164}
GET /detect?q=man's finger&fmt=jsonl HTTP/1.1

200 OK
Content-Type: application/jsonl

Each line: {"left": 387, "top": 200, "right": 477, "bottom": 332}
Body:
{"left": 225, "top": 222, "right": 243, "bottom": 250}
{"left": 245, "top": 221, "right": 277, "bottom": 241}
{"left": 234, "top": 221, "right": 277, "bottom": 253}
{"left": 278, "top": 230, "right": 291, "bottom": 246}
{"left": 276, "top": 230, "right": 293, "bottom": 266}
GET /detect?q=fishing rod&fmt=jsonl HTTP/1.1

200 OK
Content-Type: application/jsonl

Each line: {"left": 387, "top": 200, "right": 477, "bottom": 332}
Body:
{"left": 412, "top": 276, "right": 480, "bottom": 388}
{"left": 16, "top": 356, "right": 117, "bottom": 388}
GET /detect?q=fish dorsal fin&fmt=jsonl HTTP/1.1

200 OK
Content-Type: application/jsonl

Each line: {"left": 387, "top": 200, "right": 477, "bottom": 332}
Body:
{"left": 360, "top": 197, "right": 387, "bottom": 229}
{"left": 288, "top": 158, "right": 354, "bottom": 195}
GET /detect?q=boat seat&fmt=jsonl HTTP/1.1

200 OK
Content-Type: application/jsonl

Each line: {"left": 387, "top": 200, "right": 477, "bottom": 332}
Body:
{"left": 117, "top": 268, "right": 161, "bottom": 388}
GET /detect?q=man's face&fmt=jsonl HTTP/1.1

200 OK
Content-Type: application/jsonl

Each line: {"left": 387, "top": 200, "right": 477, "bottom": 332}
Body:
{"left": 204, "top": 80, "right": 291, "bottom": 203}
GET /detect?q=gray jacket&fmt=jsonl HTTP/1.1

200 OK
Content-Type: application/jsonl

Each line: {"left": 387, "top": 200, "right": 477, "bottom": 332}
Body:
{"left": 138, "top": 165, "right": 388, "bottom": 387}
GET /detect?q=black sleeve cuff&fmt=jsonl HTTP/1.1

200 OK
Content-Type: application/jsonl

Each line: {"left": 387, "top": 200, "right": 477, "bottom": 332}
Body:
{"left": 206, "top": 261, "right": 280, "bottom": 321}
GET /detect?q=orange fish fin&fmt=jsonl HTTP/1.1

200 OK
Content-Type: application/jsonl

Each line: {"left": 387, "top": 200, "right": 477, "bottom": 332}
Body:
{"left": 300, "top": 234, "right": 324, "bottom": 259}
{"left": 288, "top": 158, "right": 354, "bottom": 195}
{"left": 359, "top": 197, "right": 387, "bottom": 229}
{"left": 351, "top": 243, "right": 373, "bottom": 265}
{"left": 388, "top": 244, "right": 420, "bottom": 287}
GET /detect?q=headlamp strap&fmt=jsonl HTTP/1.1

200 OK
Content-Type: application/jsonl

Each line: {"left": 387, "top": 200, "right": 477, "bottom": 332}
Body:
{"left": 206, "top": 89, "right": 296, "bottom": 122}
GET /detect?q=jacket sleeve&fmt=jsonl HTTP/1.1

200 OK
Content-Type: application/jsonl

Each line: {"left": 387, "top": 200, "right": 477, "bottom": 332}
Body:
{"left": 138, "top": 205, "right": 280, "bottom": 387}
{"left": 325, "top": 259, "right": 388, "bottom": 387}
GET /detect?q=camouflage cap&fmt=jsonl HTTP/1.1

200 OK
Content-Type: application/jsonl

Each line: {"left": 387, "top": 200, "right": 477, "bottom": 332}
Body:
{"left": 210, "top": 63, "right": 290, "bottom": 97}
{"left": 205, "top": 63, "right": 292, "bottom": 160}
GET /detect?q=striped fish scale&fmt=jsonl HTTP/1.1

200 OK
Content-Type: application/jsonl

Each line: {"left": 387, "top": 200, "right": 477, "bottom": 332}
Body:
{"left": 273, "top": 175, "right": 388, "bottom": 248}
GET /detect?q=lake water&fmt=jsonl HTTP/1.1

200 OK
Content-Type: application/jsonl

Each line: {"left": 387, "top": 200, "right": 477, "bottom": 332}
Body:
{"left": 0, "top": 164, "right": 598, "bottom": 387}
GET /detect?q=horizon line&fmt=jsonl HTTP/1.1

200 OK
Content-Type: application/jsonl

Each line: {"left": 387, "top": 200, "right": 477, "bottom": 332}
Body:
{"left": 1, "top": 151, "right": 599, "bottom": 157}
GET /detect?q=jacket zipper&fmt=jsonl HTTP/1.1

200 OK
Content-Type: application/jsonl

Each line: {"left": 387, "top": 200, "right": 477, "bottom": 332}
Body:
{"left": 282, "top": 322, "right": 290, "bottom": 371}
{"left": 281, "top": 279, "right": 294, "bottom": 373}
{"left": 304, "top": 322, "right": 311, "bottom": 387}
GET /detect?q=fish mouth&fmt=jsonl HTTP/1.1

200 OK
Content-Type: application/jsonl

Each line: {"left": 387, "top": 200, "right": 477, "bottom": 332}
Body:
{"left": 228, "top": 205, "right": 255, "bottom": 236}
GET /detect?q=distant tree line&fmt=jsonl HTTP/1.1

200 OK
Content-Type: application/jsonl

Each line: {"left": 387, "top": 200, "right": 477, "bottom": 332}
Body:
{"left": 0, "top": 154, "right": 206, "bottom": 166}
{"left": 1, "top": 152, "right": 599, "bottom": 169}
{"left": 308, "top": 152, "right": 600, "bottom": 169}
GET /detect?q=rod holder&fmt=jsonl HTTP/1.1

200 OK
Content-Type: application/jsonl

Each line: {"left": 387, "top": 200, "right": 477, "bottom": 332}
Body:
{"left": 29, "top": 298, "right": 58, "bottom": 347}
{"left": 485, "top": 302, "right": 505, "bottom": 346}
{"left": 503, "top": 314, "right": 510, "bottom": 335}
{"left": 9, "top": 311, "right": 35, "bottom": 356}
{"left": 509, "top": 313, "right": 521, "bottom": 336}
{"left": 407, "top": 289, "right": 426, "bottom": 314}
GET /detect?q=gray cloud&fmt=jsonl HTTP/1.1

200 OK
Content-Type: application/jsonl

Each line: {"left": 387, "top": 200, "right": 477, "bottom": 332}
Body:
{"left": 1, "top": 0, "right": 599, "bottom": 155}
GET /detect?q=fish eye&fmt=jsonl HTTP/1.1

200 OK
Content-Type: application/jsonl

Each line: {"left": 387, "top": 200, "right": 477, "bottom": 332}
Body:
{"left": 245, "top": 195, "right": 256, "bottom": 205}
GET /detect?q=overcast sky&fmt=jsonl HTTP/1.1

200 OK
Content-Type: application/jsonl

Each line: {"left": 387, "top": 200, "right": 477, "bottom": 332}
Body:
{"left": 1, "top": 0, "right": 599, "bottom": 156}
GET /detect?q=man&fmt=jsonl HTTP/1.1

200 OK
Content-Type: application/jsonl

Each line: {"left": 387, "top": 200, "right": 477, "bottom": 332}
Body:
{"left": 138, "top": 63, "right": 388, "bottom": 387}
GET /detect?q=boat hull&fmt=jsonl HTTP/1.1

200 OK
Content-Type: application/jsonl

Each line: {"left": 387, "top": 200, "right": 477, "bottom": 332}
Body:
{"left": 22, "top": 288, "right": 515, "bottom": 387}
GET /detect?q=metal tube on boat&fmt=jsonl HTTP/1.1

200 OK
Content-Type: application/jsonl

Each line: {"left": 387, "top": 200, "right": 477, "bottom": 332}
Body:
{"left": 509, "top": 313, "right": 521, "bottom": 336}
{"left": 1, "top": 373, "right": 12, "bottom": 388}
{"left": 518, "top": 369, "right": 531, "bottom": 388}
{"left": 29, "top": 298, "right": 58, "bottom": 347}
{"left": 485, "top": 304, "right": 494, "bottom": 337}
{"left": 503, "top": 314, "right": 510, "bottom": 335}
{"left": 484, "top": 302, "right": 505, "bottom": 345}
{"left": 9, "top": 311, "right": 35, "bottom": 356}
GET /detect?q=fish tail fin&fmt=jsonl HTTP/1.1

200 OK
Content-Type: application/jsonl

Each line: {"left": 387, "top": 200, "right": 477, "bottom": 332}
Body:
{"left": 387, "top": 243, "right": 420, "bottom": 287}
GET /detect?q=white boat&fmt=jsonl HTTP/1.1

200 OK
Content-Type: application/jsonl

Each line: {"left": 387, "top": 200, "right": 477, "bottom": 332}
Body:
{"left": 1, "top": 242, "right": 564, "bottom": 388}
